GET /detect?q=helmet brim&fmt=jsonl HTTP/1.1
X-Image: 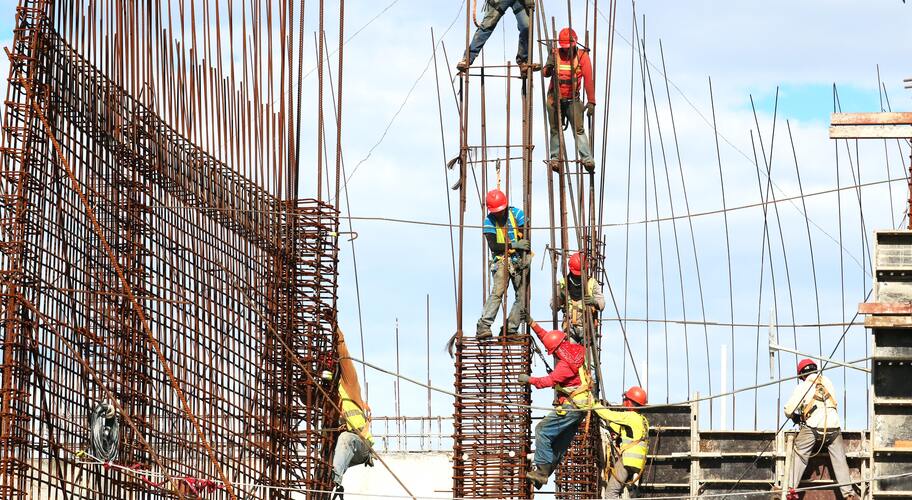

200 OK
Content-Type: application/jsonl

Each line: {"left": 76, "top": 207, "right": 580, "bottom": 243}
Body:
{"left": 488, "top": 203, "right": 508, "bottom": 213}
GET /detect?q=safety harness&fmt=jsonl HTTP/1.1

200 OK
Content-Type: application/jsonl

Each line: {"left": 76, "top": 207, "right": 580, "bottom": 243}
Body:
{"left": 560, "top": 277, "right": 599, "bottom": 329}
{"left": 800, "top": 375, "right": 838, "bottom": 456}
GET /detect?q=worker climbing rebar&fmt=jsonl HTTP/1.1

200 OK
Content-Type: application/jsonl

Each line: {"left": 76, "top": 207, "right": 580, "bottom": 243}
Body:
{"left": 519, "top": 319, "right": 649, "bottom": 491}
{"left": 456, "top": 0, "right": 539, "bottom": 73}
{"left": 476, "top": 188, "right": 530, "bottom": 340}
{"left": 783, "top": 359, "right": 858, "bottom": 500}
{"left": 542, "top": 27, "right": 596, "bottom": 172}
{"left": 331, "top": 331, "right": 375, "bottom": 499}
{"left": 551, "top": 251, "right": 605, "bottom": 344}
{"left": 598, "top": 386, "right": 649, "bottom": 498}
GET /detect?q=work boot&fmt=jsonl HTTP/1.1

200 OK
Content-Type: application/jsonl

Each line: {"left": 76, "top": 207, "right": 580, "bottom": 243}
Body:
{"left": 582, "top": 158, "right": 595, "bottom": 172}
{"left": 476, "top": 328, "right": 493, "bottom": 341}
{"left": 518, "top": 62, "right": 541, "bottom": 74}
{"left": 332, "top": 484, "right": 344, "bottom": 500}
{"left": 547, "top": 159, "right": 562, "bottom": 173}
{"left": 456, "top": 58, "right": 470, "bottom": 73}
{"left": 526, "top": 463, "right": 553, "bottom": 490}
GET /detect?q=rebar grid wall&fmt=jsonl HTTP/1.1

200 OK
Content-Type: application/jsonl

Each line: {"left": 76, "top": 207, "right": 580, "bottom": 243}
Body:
{"left": 452, "top": 337, "right": 532, "bottom": 498}
{"left": 0, "top": 2, "right": 340, "bottom": 498}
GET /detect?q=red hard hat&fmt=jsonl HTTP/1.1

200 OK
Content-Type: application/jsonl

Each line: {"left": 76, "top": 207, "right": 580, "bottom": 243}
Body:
{"left": 540, "top": 329, "right": 566, "bottom": 355}
{"left": 623, "top": 386, "right": 648, "bottom": 406}
{"left": 486, "top": 189, "right": 508, "bottom": 213}
{"left": 568, "top": 252, "right": 583, "bottom": 276}
{"left": 797, "top": 358, "right": 817, "bottom": 376}
{"left": 558, "top": 28, "right": 578, "bottom": 49}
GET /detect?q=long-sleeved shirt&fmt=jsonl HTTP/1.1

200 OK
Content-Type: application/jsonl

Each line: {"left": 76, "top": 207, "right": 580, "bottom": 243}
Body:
{"left": 551, "top": 275, "right": 606, "bottom": 315}
{"left": 543, "top": 48, "right": 595, "bottom": 103}
{"left": 783, "top": 373, "right": 841, "bottom": 430}
{"left": 528, "top": 322, "right": 586, "bottom": 390}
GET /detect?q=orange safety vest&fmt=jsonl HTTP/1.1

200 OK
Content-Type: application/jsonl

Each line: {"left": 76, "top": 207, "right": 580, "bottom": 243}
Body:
{"left": 555, "top": 50, "right": 583, "bottom": 99}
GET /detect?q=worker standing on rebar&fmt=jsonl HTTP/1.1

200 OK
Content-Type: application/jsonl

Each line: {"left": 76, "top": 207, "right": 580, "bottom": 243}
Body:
{"left": 551, "top": 251, "right": 605, "bottom": 344}
{"left": 542, "top": 27, "right": 596, "bottom": 172}
{"left": 456, "top": 0, "right": 539, "bottom": 73}
{"left": 593, "top": 387, "right": 650, "bottom": 498}
{"left": 783, "top": 359, "right": 858, "bottom": 500}
{"left": 331, "top": 330, "right": 375, "bottom": 499}
{"left": 520, "top": 319, "right": 590, "bottom": 488}
{"left": 476, "top": 188, "right": 530, "bottom": 340}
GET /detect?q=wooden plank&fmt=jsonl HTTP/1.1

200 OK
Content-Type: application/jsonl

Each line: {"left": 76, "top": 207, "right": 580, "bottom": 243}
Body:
{"left": 859, "top": 302, "right": 912, "bottom": 315}
{"left": 866, "top": 315, "right": 912, "bottom": 328}
{"left": 831, "top": 112, "right": 912, "bottom": 125}
{"left": 829, "top": 124, "right": 912, "bottom": 139}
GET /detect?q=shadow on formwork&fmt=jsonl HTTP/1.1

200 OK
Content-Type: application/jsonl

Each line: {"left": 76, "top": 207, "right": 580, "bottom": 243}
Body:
{"left": 0, "top": 2, "right": 340, "bottom": 499}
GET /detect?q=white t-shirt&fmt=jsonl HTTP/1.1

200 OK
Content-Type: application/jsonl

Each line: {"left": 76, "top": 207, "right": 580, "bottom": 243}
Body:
{"left": 783, "top": 373, "right": 841, "bottom": 430}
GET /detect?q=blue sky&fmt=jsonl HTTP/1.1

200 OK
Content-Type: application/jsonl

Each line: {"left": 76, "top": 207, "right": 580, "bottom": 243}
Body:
{"left": 3, "top": 1, "right": 911, "bottom": 442}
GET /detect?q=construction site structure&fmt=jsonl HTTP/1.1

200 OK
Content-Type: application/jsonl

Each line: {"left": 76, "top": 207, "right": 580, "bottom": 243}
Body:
{"left": 0, "top": 1, "right": 346, "bottom": 498}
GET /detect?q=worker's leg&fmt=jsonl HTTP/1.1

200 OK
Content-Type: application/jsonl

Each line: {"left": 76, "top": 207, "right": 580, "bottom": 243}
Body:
{"left": 510, "top": 1, "right": 530, "bottom": 64}
{"left": 551, "top": 412, "right": 585, "bottom": 466}
{"left": 332, "top": 432, "right": 367, "bottom": 486}
{"left": 568, "top": 99, "right": 593, "bottom": 163}
{"left": 604, "top": 458, "right": 629, "bottom": 498}
{"left": 824, "top": 431, "right": 856, "bottom": 497}
{"left": 465, "top": 0, "right": 506, "bottom": 64}
{"left": 477, "top": 259, "right": 509, "bottom": 335}
{"left": 505, "top": 256, "right": 528, "bottom": 334}
{"left": 534, "top": 406, "right": 583, "bottom": 468}
{"left": 547, "top": 97, "right": 562, "bottom": 160}
{"left": 789, "top": 426, "right": 817, "bottom": 489}
{"left": 534, "top": 407, "right": 585, "bottom": 469}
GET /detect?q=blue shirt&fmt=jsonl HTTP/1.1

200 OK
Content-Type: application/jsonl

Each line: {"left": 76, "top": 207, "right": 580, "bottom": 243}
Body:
{"left": 483, "top": 206, "right": 525, "bottom": 243}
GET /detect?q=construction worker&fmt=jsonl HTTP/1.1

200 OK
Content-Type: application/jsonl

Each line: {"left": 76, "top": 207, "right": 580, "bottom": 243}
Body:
{"left": 331, "top": 330, "right": 374, "bottom": 498}
{"left": 783, "top": 359, "right": 858, "bottom": 500}
{"left": 521, "top": 319, "right": 590, "bottom": 488}
{"left": 551, "top": 251, "right": 605, "bottom": 343}
{"left": 542, "top": 27, "right": 596, "bottom": 172}
{"left": 597, "top": 386, "right": 650, "bottom": 498}
{"left": 456, "top": 0, "right": 538, "bottom": 73}
{"left": 520, "top": 319, "right": 649, "bottom": 491}
{"left": 477, "top": 188, "right": 530, "bottom": 340}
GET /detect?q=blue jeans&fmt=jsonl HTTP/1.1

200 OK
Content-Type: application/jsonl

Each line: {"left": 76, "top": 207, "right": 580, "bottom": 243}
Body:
{"left": 548, "top": 97, "right": 592, "bottom": 162}
{"left": 533, "top": 404, "right": 586, "bottom": 467}
{"left": 465, "top": 0, "right": 530, "bottom": 64}
{"left": 332, "top": 432, "right": 371, "bottom": 485}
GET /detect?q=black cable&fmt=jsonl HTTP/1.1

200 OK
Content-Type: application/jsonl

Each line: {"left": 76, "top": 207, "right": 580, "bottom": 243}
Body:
{"left": 89, "top": 402, "right": 120, "bottom": 462}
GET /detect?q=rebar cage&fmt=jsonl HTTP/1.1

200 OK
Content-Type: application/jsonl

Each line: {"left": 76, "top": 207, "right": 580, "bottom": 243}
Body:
{"left": 0, "top": 2, "right": 340, "bottom": 498}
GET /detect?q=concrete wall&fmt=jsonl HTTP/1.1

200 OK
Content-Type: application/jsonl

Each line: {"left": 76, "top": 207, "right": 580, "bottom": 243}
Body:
{"left": 340, "top": 452, "right": 454, "bottom": 499}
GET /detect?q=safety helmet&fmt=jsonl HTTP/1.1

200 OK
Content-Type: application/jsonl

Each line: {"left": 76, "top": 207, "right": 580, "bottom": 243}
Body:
{"left": 623, "top": 386, "right": 647, "bottom": 407}
{"left": 540, "top": 329, "right": 566, "bottom": 355}
{"left": 486, "top": 189, "right": 508, "bottom": 213}
{"left": 558, "top": 28, "right": 578, "bottom": 49}
{"left": 797, "top": 358, "right": 818, "bottom": 376}
{"left": 568, "top": 252, "right": 583, "bottom": 276}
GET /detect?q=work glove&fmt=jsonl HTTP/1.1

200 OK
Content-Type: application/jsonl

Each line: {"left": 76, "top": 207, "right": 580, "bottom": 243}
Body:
{"left": 531, "top": 377, "right": 550, "bottom": 389}
{"left": 790, "top": 412, "right": 802, "bottom": 426}
{"left": 585, "top": 102, "right": 596, "bottom": 118}
{"left": 518, "top": 374, "right": 531, "bottom": 384}
{"left": 511, "top": 239, "right": 531, "bottom": 252}
{"left": 583, "top": 295, "right": 599, "bottom": 307}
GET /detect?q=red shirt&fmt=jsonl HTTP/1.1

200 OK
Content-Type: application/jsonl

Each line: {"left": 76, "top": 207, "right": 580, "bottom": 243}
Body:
{"left": 529, "top": 322, "right": 586, "bottom": 390}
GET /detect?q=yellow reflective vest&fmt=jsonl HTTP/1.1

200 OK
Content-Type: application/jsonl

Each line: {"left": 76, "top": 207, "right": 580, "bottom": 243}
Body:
{"left": 593, "top": 406, "right": 649, "bottom": 470}
{"left": 339, "top": 385, "right": 373, "bottom": 445}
